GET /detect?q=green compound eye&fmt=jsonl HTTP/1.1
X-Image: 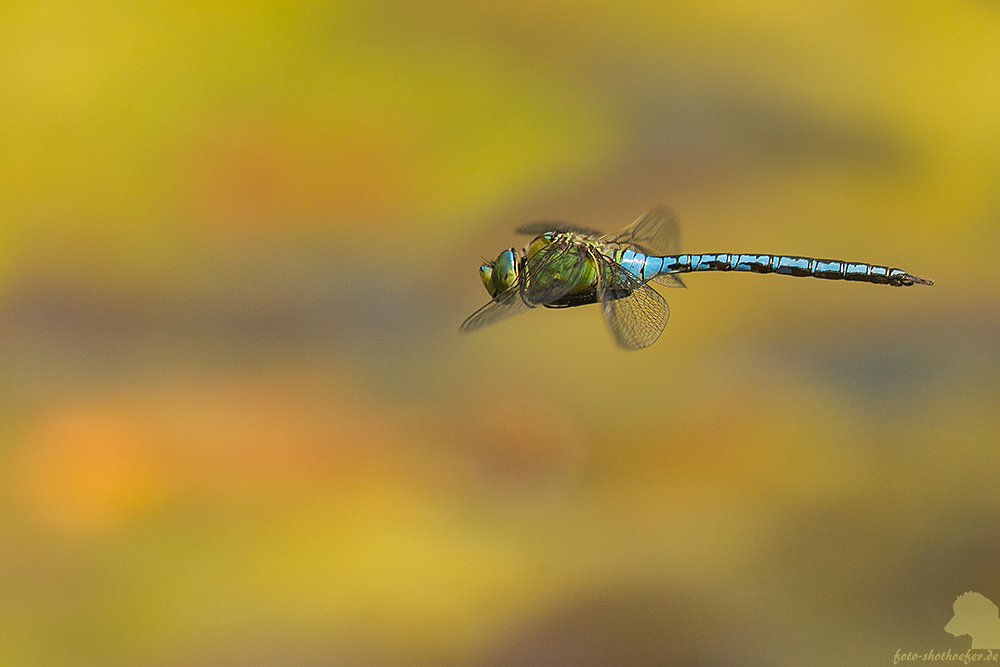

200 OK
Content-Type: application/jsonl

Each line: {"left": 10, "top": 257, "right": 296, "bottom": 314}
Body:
{"left": 490, "top": 248, "right": 519, "bottom": 295}
{"left": 479, "top": 263, "right": 495, "bottom": 296}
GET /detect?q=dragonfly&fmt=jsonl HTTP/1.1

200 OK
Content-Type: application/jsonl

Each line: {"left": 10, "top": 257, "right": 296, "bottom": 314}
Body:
{"left": 460, "top": 207, "right": 933, "bottom": 350}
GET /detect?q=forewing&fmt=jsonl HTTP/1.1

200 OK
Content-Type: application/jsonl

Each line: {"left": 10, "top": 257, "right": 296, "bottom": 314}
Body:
{"left": 597, "top": 256, "right": 669, "bottom": 350}
{"left": 521, "top": 237, "right": 591, "bottom": 306}
{"left": 515, "top": 221, "right": 604, "bottom": 237}
{"left": 459, "top": 286, "right": 532, "bottom": 333}
{"left": 601, "top": 207, "right": 685, "bottom": 288}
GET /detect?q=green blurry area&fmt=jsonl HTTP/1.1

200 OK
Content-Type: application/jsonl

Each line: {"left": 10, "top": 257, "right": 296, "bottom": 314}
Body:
{"left": 1, "top": 1, "right": 999, "bottom": 665}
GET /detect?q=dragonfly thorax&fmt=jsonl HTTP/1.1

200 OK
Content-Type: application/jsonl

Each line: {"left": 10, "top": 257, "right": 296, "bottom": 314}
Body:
{"left": 526, "top": 233, "right": 600, "bottom": 303}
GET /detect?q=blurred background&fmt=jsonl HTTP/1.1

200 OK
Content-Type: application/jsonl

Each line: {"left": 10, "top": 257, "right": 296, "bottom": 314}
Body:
{"left": 1, "top": 1, "right": 998, "bottom": 665}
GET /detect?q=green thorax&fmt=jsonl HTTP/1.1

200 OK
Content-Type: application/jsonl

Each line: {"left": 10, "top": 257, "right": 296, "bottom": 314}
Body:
{"left": 525, "top": 232, "right": 600, "bottom": 306}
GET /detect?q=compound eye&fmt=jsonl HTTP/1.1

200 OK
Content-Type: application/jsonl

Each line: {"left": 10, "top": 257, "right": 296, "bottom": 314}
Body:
{"left": 491, "top": 248, "right": 519, "bottom": 294}
{"left": 479, "top": 264, "right": 496, "bottom": 296}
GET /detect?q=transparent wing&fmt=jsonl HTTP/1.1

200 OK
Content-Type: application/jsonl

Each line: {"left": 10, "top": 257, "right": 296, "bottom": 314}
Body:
{"left": 515, "top": 221, "right": 604, "bottom": 237}
{"left": 650, "top": 273, "right": 685, "bottom": 288}
{"left": 460, "top": 285, "right": 532, "bottom": 333}
{"left": 520, "top": 237, "right": 591, "bottom": 306}
{"left": 601, "top": 206, "right": 681, "bottom": 254}
{"left": 596, "top": 255, "right": 669, "bottom": 350}
{"left": 601, "top": 206, "right": 685, "bottom": 288}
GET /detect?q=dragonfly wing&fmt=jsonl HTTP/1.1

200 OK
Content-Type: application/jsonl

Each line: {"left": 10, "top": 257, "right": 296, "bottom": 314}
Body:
{"left": 601, "top": 207, "right": 685, "bottom": 288}
{"left": 521, "top": 237, "right": 591, "bottom": 306}
{"left": 515, "top": 221, "right": 604, "bottom": 237}
{"left": 601, "top": 206, "right": 681, "bottom": 254}
{"left": 459, "top": 286, "right": 532, "bottom": 333}
{"left": 597, "top": 256, "right": 669, "bottom": 350}
{"left": 652, "top": 273, "right": 686, "bottom": 288}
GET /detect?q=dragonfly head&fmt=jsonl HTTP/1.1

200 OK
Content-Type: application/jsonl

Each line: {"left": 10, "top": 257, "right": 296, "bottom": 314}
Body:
{"left": 480, "top": 248, "right": 520, "bottom": 297}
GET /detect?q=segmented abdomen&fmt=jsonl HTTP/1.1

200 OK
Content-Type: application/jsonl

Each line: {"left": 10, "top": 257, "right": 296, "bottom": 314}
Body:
{"left": 611, "top": 249, "right": 931, "bottom": 287}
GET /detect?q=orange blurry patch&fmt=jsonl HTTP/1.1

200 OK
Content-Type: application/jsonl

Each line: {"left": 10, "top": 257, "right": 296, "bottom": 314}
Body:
{"left": 13, "top": 408, "right": 162, "bottom": 537}
{"left": 148, "top": 373, "right": 397, "bottom": 494}
{"left": 175, "top": 115, "right": 428, "bottom": 232}
{"left": 9, "top": 371, "right": 407, "bottom": 538}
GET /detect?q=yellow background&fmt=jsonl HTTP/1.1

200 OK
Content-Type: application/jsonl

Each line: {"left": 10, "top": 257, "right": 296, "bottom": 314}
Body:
{"left": 1, "top": 1, "right": 997, "bottom": 664}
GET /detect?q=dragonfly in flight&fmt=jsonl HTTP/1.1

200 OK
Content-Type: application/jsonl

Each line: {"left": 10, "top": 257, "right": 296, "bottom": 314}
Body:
{"left": 460, "top": 207, "right": 933, "bottom": 349}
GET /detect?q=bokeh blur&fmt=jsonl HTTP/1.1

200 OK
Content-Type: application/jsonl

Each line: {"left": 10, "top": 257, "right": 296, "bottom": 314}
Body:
{"left": 1, "top": 1, "right": 998, "bottom": 665}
